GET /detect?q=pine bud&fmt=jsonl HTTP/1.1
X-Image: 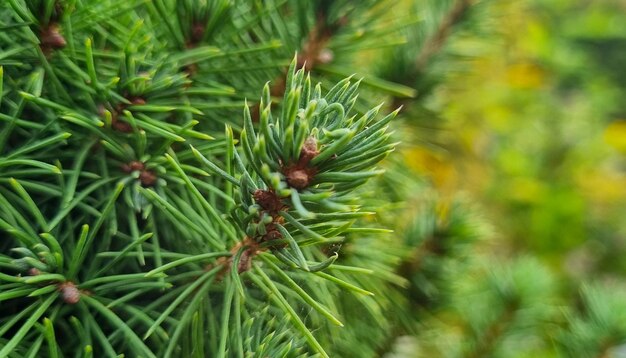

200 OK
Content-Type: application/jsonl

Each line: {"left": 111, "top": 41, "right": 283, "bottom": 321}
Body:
{"left": 317, "top": 48, "right": 334, "bottom": 64}
{"left": 299, "top": 137, "right": 319, "bottom": 165}
{"left": 129, "top": 96, "right": 146, "bottom": 106}
{"left": 40, "top": 24, "right": 66, "bottom": 49}
{"left": 122, "top": 160, "right": 145, "bottom": 173}
{"left": 253, "top": 189, "right": 284, "bottom": 213}
{"left": 59, "top": 282, "right": 80, "bottom": 304}
{"left": 286, "top": 168, "right": 310, "bottom": 189}
{"left": 191, "top": 22, "right": 205, "bottom": 44}
{"left": 139, "top": 170, "right": 158, "bottom": 187}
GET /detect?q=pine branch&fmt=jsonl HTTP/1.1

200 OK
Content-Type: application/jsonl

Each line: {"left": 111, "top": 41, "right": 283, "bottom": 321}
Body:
{"left": 415, "top": 0, "right": 474, "bottom": 71}
{"left": 464, "top": 300, "right": 518, "bottom": 358}
{"left": 267, "top": 2, "right": 349, "bottom": 100}
{"left": 559, "top": 284, "right": 626, "bottom": 357}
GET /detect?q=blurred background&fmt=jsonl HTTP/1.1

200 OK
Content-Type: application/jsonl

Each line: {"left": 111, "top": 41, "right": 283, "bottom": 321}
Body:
{"left": 372, "top": 0, "right": 626, "bottom": 356}
{"left": 392, "top": 0, "right": 626, "bottom": 288}
{"left": 423, "top": 0, "right": 626, "bottom": 279}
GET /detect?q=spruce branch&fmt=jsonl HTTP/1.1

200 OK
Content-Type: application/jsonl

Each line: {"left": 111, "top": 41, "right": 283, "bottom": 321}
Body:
{"left": 398, "top": 195, "right": 485, "bottom": 308}
{"left": 415, "top": 0, "right": 474, "bottom": 71}
{"left": 267, "top": 1, "right": 350, "bottom": 101}
{"left": 559, "top": 284, "right": 626, "bottom": 358}
{"left": 194, "top": 57, "right": 398, "bottom": 275}
{"left": 374, "top": 0, "right": 487, "bottom": 112}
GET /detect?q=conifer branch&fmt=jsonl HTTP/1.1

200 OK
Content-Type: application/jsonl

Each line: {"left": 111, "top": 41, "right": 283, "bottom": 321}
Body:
{"left": 415, "top": 0, "right": 474, "bottom": 70}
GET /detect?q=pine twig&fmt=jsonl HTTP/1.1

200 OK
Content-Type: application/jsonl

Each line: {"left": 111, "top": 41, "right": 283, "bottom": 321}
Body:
{"left": 415, "top": 0, "right": 474, "bottom": 70}
{"left": 464, "top": 300, "right": 518, "bottom": 358}
{"left": 269, "top": 8, "right": 347, "bottom": 98}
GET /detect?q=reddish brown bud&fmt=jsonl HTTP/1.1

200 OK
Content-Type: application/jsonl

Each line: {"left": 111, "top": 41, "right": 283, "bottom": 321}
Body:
{"left": 281, "top": 136, "right": 318, "bottom": 190}
{"left": 129, "top": 97, "right": 146, "bottom": 106}
{"left": 262, "top": 228, "right": 283, "bottom": 242}
{"left": 286, "top": 169, "right": 310, "bottom": 190}
{"left": 253, "top": 189, "right": 284, "bottom": 213}
{"left": 237, "top": 250, "right": 254, "bottom": 274}
{"left": 139, "top": 170, "right": 158, "bottom": 187}
{"left": 112, "top": 119, "right": 133, "bottom": 133}
{"left": 97, "top": 104, "right": 107, "bottom": 117}
{"left": 191, "top": 23, "right": 205, "bottom": 43}
{"left": 40, "top": 24, "right": 66, "bottom": 49}
{"left": 59, "top": 282, "right": 80, "bottom": 304}
{"left": 129, "top": 161, "right": 145, "bottom": 171}
{"left": 122, "top": 161, "right": 145, "bottom": 173}
{"left": 214, "top": 237, "right": 263, "bottom": 277}
{"left": 183, "top": 63, "right": 198, "bottom": 77}
{"left": 299, "top": 137, "right": 319, "bottom": 165}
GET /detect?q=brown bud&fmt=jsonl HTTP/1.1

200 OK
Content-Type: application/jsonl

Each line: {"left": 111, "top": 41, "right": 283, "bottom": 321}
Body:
{"left": 191, "top": 23, "right": 205, "bottom": 44}
{"left": 97, "top": 104, "right": 107, "bottom": 117}
{"left": 112, "top": 119, "right": 133, "bottom": 133}
{"left": 253, "top": 189, "right": 284, "bottom": 213}
{"left": 216, "top": 237, "right": 263, "bottom": 276}
{"left": 299, "top": 137, "right": 319, "bottom": 165}
{"left": 237, "top": 250, "right": 253, "bottom": 274}
{"left": 122, "top": 161, "right": 144, "bottom": 173}
{"left": 40, "top": 24, "right": 66, "bottom": 49}
{"left": 129, "top": 161, "right": 145, "bottom": 171}
{"left": 59, "top": 282, "right": 80, "bottom": 304}
{"left": 183, "top": 63, "right": 198, "bottom": 77}
{"left": 139, "top": 170, "right": 158, "bottom": 187}
{"left": 317, "top": 48, "right": 334, "bottom": 64}
{"left": 129, "top": 97, "right": 146, "bottom": 106}
{"left": 286, "top": 169, "right": 310, "bottom": 190}
{"left": 262, "top": 228, "right": 283, "bottom": 242}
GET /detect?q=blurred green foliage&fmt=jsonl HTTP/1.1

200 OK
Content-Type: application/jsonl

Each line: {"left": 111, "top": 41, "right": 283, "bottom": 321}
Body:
{"left": 415, "top": 0, "right": 626, "bottom": 279}
{"left": 359, "top": 0, "right": 626, "bottom": 355}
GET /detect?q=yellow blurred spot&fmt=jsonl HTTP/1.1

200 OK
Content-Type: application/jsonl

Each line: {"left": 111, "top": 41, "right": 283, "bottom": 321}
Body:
{"left": 577, "top": 170, "right": 626, "bottom": 204}
{"left": 506, "top": 62, "right": 545, "bottom": 89}
{"left": 403, "top": 147, "right": 456, "bottom": 190}
{"left": 507, "top": 177, "right": 546, "bottom": 204}
{"left": 485, "top": 105, "right": 514, "bottom": 132}
{"left": 604, "top": 120, "right": 626, "bottom": 153}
